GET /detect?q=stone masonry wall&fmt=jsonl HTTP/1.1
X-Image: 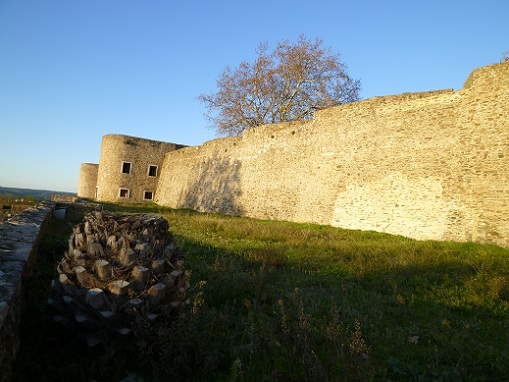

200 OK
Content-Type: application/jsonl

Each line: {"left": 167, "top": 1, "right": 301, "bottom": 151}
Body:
{"left": 155, "top": 62, "right": 509, "bottom": 247}
{"left": 0, "top": 202, "right": 54, "bottom": 382}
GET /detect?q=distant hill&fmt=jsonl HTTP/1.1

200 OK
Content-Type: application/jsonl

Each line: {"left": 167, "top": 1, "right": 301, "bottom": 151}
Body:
{"left": 0, "top": 186, "right": 76, "bottom": 200}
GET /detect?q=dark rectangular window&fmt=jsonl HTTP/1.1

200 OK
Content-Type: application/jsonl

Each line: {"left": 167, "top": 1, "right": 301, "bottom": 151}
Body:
{"left": 148, "top": 165, "right": 158, "bottom": 177}
{"left": 119, "top": 188, "right": 129, "bottom": 198}
{"left": 122, "top": 162, "right": 132, "bottom": 174}
{"left": 144, "top": 191, "right": 153, "bottom": 200}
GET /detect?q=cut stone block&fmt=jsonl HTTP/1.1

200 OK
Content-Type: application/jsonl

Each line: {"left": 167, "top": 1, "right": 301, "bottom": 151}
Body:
{"left": 109, "top": 280, "right": 130, "bottom": 296}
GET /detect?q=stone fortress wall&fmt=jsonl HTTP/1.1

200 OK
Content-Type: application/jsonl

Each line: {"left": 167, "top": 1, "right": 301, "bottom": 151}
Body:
{"left": 80, "top": 62, "right": 509, "bottom": 247}
{"left": 154, "top": 62, "right": 509, "bottom": 247}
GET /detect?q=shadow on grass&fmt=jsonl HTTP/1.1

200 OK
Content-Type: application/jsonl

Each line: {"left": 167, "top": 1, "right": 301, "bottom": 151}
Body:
{"left": 135, "top": 229, "right": 509, "bottom": 382}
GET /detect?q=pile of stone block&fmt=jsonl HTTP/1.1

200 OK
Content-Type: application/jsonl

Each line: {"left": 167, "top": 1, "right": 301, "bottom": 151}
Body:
{"left": 46, "top": 211, "right": 189, "bottom": 347}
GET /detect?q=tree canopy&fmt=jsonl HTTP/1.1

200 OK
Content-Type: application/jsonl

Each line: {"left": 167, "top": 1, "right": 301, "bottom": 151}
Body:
{"left": 198, "top": 35, "right": 361, "bottom": 136}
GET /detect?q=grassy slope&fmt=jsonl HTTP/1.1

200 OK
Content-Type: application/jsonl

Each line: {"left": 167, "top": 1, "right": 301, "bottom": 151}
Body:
{"left": 14, "top": 204, "right": 509, "bottom": 381}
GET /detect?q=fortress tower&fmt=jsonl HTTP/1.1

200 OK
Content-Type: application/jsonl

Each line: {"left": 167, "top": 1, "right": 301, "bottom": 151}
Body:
{"left": 77, "top": 134, "right": 185, "bottom": 203}
{"left": 77, "top": 163, "right": 99, "bottom": 199}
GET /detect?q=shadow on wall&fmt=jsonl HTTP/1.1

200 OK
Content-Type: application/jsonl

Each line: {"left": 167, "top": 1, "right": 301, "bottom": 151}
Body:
{"left": 179, "top": 154, "right": 243, "bottom": 216}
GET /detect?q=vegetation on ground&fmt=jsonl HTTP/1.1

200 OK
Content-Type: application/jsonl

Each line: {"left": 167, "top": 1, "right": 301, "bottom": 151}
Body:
{"left": 0, "top": 196, "right": 37, "bottom": 223}
{"left": 14, "top": 203, "right": 509, "bottom": 381}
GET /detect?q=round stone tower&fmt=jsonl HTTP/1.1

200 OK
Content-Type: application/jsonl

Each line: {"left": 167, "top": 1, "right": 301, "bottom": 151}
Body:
{"left": 77, "top": 163, "right": 99, "bottom": 199}
{"left": 96, "top": 134, "right": 184, "bottom": 203}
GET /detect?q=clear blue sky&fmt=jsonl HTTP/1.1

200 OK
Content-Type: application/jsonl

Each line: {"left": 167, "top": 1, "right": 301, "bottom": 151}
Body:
{"left": 0, "top": 0, "right": 507, "bottom": 193}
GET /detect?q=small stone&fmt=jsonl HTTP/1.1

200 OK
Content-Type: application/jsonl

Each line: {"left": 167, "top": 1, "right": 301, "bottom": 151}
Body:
{"left": 117, "top": 327, "right": 131, "bottom": 336}
{"left": 109, "top": 280, "right": 130, "bottom": 296}
{"left": 100, "top": 310, "right": 115, "bottom": 320}
{"left": 85, "top": 288, "right": 105, "bottom": 309}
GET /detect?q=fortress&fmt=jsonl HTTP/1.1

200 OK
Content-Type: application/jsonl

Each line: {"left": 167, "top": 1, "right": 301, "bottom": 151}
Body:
{"left": 78, "top": 62, "right": 509, "bottom": 247}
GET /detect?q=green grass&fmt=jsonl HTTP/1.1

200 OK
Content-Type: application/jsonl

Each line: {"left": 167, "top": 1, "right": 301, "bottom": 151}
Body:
{"left": 14, "top": 203, "right": 509, "bottom": 381}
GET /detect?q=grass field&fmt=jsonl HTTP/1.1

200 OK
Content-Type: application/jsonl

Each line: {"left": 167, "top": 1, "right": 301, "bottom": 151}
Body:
{"left": 14, "top": 203, "right": 509, "bottom": 381}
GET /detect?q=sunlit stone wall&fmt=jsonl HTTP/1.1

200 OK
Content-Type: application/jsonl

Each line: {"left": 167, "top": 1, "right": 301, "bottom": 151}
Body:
{"left": 156, "top": 62, "right": 509, "bottom": 247}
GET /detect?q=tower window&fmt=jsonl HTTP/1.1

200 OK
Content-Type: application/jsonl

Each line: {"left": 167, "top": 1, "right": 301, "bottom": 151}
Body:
{"left": 121, "top": 162, "right": 132, "bottom": 174}
{"left": 119, "top": 188, "right": 130, "bottom": 198}
{"left": 144, "top": 191, "right": 154, "bottom": 200}
{"left": 148, "top": 165, "right": 158, "bottom": 177}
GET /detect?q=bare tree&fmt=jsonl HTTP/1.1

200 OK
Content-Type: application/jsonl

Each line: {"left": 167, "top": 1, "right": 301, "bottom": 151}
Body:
{"left": 198, "top": 35, "right": 361, "bottom": 136}
{"left": 502, "top": 50, "right": 509, "bottom": 63}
